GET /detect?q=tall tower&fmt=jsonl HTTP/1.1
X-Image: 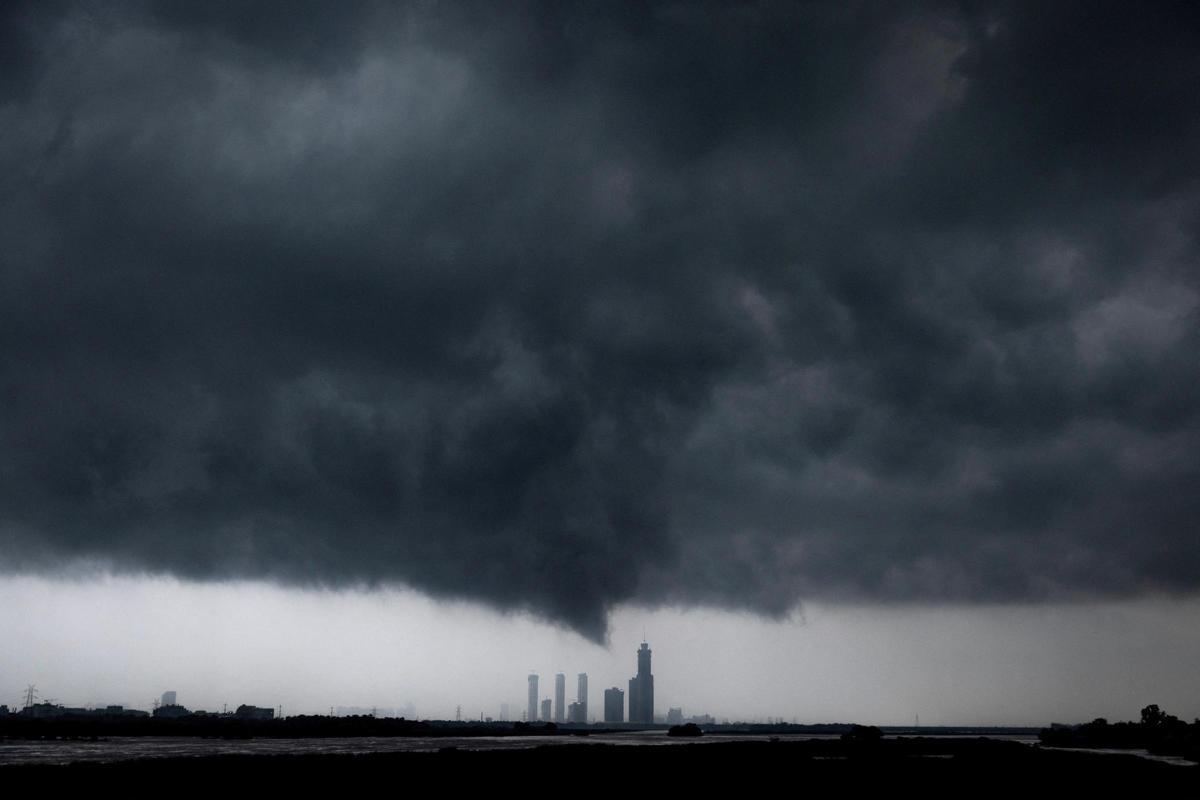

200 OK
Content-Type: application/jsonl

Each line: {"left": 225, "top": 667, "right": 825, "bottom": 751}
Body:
{"left": 527, "top": 673, "right": 538, "bottom": 723}
{"left": 577, "top": 673, "right": 588, "bottom": 722}
{"left": 628, "top": 641, "right": 654, "bottom": 723}
{"left": 554, "top": 673, "right": 566, "bottom": 723}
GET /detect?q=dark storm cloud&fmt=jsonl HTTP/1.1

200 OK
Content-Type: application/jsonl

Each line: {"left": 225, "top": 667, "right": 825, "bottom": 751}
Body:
{"left": 1, "top": 1, "right": 1198, "bottom": 640}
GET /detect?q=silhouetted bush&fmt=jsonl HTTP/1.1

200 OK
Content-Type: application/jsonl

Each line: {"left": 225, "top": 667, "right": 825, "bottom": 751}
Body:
{"left": 667, "top": 723, "right": 703, "bottom": 737}
{"left": 841, "top": 724, "right": 883, "bottom": 743}
{"left": 1038, "top": 704, "right": 1199, "bottom": 763}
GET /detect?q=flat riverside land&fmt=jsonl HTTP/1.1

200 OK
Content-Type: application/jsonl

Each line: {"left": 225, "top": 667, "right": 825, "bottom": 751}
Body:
{"left": 2, "top": 739, "right": 1195, "bottom": 792}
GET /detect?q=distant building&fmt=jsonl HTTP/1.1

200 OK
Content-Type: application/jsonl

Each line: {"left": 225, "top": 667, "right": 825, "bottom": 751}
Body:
{"left": 93, "top": 705, "right": 146, "bottom": 717}
{"left": 577, "top": 673, "right": 588, "bottom": 722}
{"left": 554, "top": 673, "right": 566, "bottom": 723}
{"left": 540, "top": 698, "right": 552, "bottom": 722}
{"left": 527, "top": 674, "right": 538, "bottom": 723}
{"left": 500, "top": 702, "right": 510, "bottom": 721}
{"left": 667, "top": 707, "right": 683, "bottom": 725}
{"left": 161, "top": 691, "right": 177, "bottom": 707}
{"left": 567, "top": 701, "right": 585, "bottom": 723}
{"left": 336, "top": 706, "right": 377, "bottom": 717}
{"left": 628, "top": 642, "right": 654, "bottom": 723}
{"left": 604, "top": 688, "right": 624, "bottom": 723}
{"left": 235, "top": 705, "right": 274, "bottom": 720}
{"left": 24, "top": 703, "right": 64, "bottom": 718}
{"left": 16, "top": 702, "right": 151, "bottom": 719}
{"left": 153, "top": 703, "right": 190, "bottom": 719}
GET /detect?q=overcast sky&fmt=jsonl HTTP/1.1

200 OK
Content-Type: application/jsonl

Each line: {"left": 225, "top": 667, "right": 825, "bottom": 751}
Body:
{"left": 2, "top": 1, "right": 1198, "bottom": 724}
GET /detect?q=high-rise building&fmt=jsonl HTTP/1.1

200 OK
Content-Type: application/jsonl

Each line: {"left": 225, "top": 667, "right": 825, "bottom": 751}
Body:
{"left": 627, "top": 641, "right": 654, "bottom": 723}
{"left": 527, "top": 674, "right": 538, "bottom": 723}
{"left": 567, "top": 701, "right": 585, "bottom": 723}
{"left": 541, "top": 698, "right": 552, "bottom": 722}
{"left": 576, "top": 673, "right": 588, "bottom": 723}
{"left": 161, "top": 691, "right": 177, "bottom": 707}
{"left": 604, "top": 687, "right": 624, "bottom": 723}
{"left": 500, "top": 703, "right": 509, "bottom": 721}
{"left": 554, "top": 673, "right": 566, "bottom": 723}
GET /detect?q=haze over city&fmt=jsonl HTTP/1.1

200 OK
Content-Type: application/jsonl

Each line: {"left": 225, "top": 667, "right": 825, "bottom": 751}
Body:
{"left": 2, "top": 1, "right": 1199, "bottom": 731}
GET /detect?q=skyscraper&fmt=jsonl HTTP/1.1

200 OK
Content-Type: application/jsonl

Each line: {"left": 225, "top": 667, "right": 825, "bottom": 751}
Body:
{"left": 627, "top": 641, "right": 654, "bottom": 723}
{"left": 604, "top": 687, "right": 624, "bottom": 722}
{"left": 527, "top": 674, "right": 538, "bottom": 723}
{"left": 541, "top": 698, "right": 552, "bottom": 722}
{"left": 576, "top": 673, "right": 588, "bottom": 723}
{"left": 554, "top": 673, "right": 565, "bottom": 723}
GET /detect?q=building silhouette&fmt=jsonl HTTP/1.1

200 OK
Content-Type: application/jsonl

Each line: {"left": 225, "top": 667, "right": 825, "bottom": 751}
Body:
{"left": 153, "top": 703, "right": 189, "bottom": 719}
{"left": 628, "top": 641, "right": 654, "bottom": 723}
{"left": 540, "top": 698, "right": 552, "bottom": 722}
{"left": 577, "top": 673, "right": 588, "bottom": 723}
{"left": 161, "top": 691, "right": 176, "bottom": 707}
{"left": 527, "top": 674, "right": 538, "bottom": 723}
{"left": 235, "top": 704, "right": 274, "bottom": 720}
{"left": 555, "top": 673, "right": 565, "bottom": 722}
{"left": 604, "top": 687, "right": 624, "bottom": 723}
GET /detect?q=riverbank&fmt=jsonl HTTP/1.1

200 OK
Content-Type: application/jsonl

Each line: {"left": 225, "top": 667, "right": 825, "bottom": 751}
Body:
{"left": 1, "top": 737, "right": 1193, "bottom": 791}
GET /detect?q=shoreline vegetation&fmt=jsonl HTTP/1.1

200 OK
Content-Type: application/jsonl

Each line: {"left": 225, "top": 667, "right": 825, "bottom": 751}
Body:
{"left": 1038, "top": 704, "right": 1200, "bottom": 764}
{"left": 3, "top": 705, "right": 1196, "bottom": 757}
{"left": 2, "top": 705, "right": 1195, "bottom": 776}
{"left": 0, "top": 714, "right": 1040, "bottom": 741}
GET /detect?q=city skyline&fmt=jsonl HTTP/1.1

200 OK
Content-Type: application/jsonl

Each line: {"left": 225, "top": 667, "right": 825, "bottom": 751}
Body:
{"left": 4, "top": 577, "right": 1198, "bottom": 725}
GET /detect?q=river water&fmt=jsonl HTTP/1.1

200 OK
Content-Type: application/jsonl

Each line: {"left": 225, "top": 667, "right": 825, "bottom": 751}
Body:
{"left": 0, "top": 731, "right": 1191, "bottom": 767}
{"left": 0, "top": 731, "right": 811, "bottom": 766}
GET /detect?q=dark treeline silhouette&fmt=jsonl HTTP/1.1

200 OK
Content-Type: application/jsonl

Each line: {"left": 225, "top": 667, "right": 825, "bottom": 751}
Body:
{"left": 841, "top": 724, "right": 884, "bottom": 743}
{"left": 1039, "top": 704, "right": 1200, "bottom": 762}
{"left": 0, "top": 713, "right": 567, "bottom": 741}
{"left": 666, "top": 722, "right": 703, "bottom": 737}
{"left": 0, "top": 712, "right": 1050, "bottom": 742}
